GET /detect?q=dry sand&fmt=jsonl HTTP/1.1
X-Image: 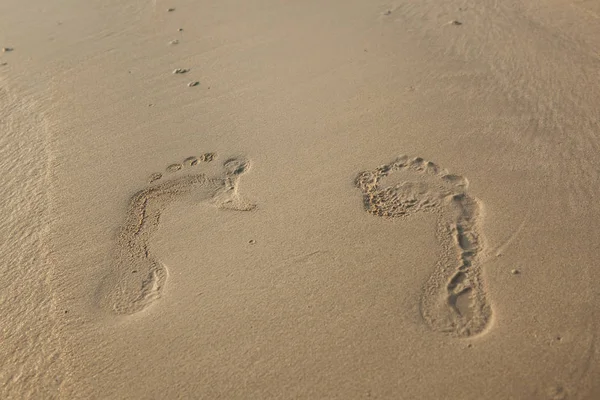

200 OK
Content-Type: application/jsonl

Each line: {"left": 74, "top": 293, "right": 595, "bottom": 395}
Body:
{"left": 1, "top": 0, "right": 600, "bottom": 398}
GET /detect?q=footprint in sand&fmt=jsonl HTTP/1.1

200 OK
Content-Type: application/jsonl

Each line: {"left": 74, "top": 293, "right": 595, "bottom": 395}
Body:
{"left": 97, "top": 153, "right": 255, "bottom": 315}
{"left": 355, "top": 155, "right": 492, "bottom": 337}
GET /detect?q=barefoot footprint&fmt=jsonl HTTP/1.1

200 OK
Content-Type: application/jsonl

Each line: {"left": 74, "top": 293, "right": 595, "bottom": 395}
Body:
{"left": 355, "top": 155, "right": 491, "bottom": 337}
{"left": 98, "top": 153, "right": 255, "bottom": 315}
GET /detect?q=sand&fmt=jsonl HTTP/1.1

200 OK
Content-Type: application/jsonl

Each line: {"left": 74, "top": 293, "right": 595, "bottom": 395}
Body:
{"left": 1, "top": 0, "right": 600, "bottom": 398}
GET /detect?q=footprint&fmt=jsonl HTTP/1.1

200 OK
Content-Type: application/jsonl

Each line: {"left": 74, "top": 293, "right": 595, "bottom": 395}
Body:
{"left": 97, "top": 153, "right": 255, "bottom": 315}
{"left": 355, "top": 155, "right": 491, "bottom": 337}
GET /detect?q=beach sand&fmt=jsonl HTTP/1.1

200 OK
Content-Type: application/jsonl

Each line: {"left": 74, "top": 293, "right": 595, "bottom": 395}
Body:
{"left": 1, "top": 0, "right": 600, "bottom": 398}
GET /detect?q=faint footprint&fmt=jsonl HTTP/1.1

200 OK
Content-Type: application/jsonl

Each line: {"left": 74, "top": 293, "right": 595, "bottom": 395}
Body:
{"left": 97, "top": 153, "right": 255, "bottom": 315}
{"left": 355, "top": 155, "right": 491, "bottom": 337}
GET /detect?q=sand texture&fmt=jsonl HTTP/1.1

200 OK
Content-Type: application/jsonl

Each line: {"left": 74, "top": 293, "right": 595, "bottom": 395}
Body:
{"left": 1, "top": 0, "right": 600, "bottom": 398}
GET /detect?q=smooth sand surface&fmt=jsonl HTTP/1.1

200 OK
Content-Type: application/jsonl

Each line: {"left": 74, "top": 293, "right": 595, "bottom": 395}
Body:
{"left": 2, "top": 0, "right": 600, "bottom": 398}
